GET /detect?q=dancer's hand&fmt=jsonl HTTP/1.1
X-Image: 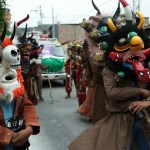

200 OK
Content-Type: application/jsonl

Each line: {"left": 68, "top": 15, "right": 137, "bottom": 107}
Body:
{"left": 129, "top": 101, "right": 150, "bottom": 114}
{"left": 140, "top": 89, "right": 150, "bottom": 98}
{"left": 11, "top": 132, "right": 18, "bottom": 141}
{"left": 11, "top": 126, "right": 33, "bottom": 146}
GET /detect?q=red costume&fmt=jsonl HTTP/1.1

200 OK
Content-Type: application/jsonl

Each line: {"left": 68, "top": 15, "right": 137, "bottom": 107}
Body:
{"left": 65, "top": 59, "right": 72, "bottom": 98}
{"left": 25, "top": 48, "right": 42, "bottom": 105}
{"left": 19, "top": 27, "right": 44, "bottom": 105}
{"left": 76, "top": 60, "right": 86, "bottom": 106}
{"left": 65, "top": 57, "right": 77, "bottom": 98}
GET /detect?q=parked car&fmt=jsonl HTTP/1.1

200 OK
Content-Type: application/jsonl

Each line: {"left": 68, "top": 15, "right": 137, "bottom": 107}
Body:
{"left": 38, "top": 38, "right": 66, "bottom": 83}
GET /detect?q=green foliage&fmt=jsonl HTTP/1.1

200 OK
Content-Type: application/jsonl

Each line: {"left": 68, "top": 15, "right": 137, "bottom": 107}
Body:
{"left": 0, "top": 0, "right": 6, "bottom": 33}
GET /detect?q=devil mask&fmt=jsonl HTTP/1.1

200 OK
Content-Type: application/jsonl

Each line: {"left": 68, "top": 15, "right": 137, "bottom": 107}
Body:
{"left": 107, "top": 0, "right": 150, "bottom": 83}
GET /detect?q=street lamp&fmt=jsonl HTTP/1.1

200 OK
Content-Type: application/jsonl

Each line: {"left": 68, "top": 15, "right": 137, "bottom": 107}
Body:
{"left": 31, "top": 5, "right": 43, "bottom": 32}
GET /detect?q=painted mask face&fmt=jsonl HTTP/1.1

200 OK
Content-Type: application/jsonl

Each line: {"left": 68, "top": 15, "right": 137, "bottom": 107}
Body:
{"left": 26, "top": 44, "right": 32, "bottom": 51}
{"left": 99, "top": 26, "right": 108, "bottom": 35}
{"left": 108, "top": 29, "right": 150, "bottom": 82}
{"left": 0, "top": 23, "right": 21, "bottom": 103}
{"left": 2, "top": 45, "right": 20, "bottom": 69}
{"left": 107, "top": 0, "right": 150, "bottom": 82}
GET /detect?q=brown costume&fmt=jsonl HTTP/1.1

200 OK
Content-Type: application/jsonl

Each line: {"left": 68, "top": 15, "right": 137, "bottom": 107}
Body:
{"left": 25, "top": 63, "right": 42, "bottom": 105}
{"left": 77, "top": 40, "right": 94, "bottom": 118}
{"left": 78, "top": 0, "right": 113, "bottom": 122}
{"left": 69, "top": 66, "right": 150, "bottom": 150}
{"left": 0, "top": 93, "right": 40, "bottom": 150}
{"left": 76, "top": 38, "right": 107, "bottom": 122}
{"left": 77, "top": 0, "right": 121, "bottom": 122}
{"left": 77, "top": 86, "right": 94, "bottom": 118}
{"left": 89, "top": 52, "right": 107, "bottom": 123}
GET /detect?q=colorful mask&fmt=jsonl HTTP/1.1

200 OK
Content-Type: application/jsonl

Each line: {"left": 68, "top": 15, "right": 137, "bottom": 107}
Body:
{"left": 108, "top": 0, "right": 150, "bottom": 83}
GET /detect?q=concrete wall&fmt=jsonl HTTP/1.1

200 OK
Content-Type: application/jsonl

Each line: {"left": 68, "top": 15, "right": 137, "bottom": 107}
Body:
{"left": 18, "top": 23, "right": 85, "bottom": 44}
{"left": 58, "top": 24, "right": 85, "bottom": 43}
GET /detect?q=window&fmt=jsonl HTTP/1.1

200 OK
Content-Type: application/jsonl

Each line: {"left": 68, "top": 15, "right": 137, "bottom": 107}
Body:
{"left": 39, "top": 44, "right": 65, "bottom": 57}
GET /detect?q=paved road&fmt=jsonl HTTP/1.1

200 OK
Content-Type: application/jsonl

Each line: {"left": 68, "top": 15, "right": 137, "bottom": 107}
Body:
{"left": 29, "top": 80, "right": 91, "bottom": 150}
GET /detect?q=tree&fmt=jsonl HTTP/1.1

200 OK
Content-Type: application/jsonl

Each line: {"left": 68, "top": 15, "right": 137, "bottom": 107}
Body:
{"left": 0, "top": 0, "right": 6, "bottom": 34}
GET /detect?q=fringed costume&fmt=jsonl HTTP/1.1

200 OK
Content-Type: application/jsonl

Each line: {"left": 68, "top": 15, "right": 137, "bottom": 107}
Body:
{"left": 19, "top": 25, "right": 44, "bottom": 105}
{"left": 65, "top": 42, "right": 78, "bottom": 98}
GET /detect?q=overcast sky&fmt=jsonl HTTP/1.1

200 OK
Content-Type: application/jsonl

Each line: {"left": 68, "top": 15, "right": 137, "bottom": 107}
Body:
{"left": 6, "top": 0, "right": 150, "bottom": 27}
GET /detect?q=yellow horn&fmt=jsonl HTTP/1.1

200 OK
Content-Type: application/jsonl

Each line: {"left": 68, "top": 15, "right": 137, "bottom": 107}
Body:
{"left": 107, "top": 18, "right": 117, "bottom": 33}
{"left": 136, "top": 11, "right": 144, "bottom": 30}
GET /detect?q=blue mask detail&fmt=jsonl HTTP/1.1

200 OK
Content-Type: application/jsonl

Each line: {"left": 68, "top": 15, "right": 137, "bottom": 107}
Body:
{"left": 122, "top": 62, "right": 133, "bottom": 71}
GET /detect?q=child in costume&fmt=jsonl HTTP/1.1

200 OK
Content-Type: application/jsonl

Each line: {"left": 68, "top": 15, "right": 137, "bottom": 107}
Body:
{"left": 0, "top": 22, "right": 40, "bottom": 150}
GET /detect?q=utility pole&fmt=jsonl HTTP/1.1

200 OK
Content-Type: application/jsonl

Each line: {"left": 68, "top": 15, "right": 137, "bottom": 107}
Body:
{"left": 52, "top": 7, "right": 55, "bottom": 38}
{"left": 39, "top": 5, "right": 43, "bottom": 31}
{"left": 31, "top": 5, "right": 43, "bottom": 32}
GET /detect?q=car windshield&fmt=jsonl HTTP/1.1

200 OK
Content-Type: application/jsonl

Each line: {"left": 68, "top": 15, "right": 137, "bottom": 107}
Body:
{"left": 53, "top": 46, "right": 65, "bottom": 57}
{"left": 39, "top": 44, "right": 65, "bottom": 57}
